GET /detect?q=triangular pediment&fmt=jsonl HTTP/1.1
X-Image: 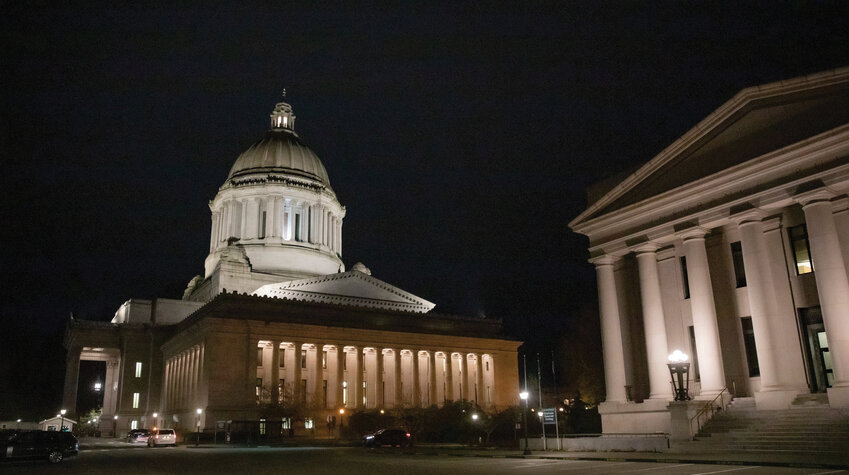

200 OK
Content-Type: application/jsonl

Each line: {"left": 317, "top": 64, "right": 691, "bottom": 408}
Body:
{"left": 571, "top": 67, "right": 849, "bottom": 228}
{"left": 252, "top": 270, "right": 436, "bottom": 313}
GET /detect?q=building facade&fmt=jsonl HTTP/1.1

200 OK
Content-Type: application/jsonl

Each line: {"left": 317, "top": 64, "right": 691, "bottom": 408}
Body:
{"left": 63, "top": 97, "right": 521, "bottom": 437}
{"left": 570, "top": 68, "right": 849, "bottom": 433}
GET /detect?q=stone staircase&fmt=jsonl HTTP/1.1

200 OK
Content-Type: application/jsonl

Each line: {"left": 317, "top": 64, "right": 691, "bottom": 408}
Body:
{"left": 690, "top": 394, "right": 849, "bottom": 457}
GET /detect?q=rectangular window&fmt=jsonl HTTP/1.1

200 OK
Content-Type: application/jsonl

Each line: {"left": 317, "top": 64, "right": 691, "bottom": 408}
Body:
{"left": 485, "top": 360, "right": 489, "bottom": 372}
{"left": 282, "top": 417, "right": 291, "bottom": 430}
{"left": 259, "top": 211, "right": 266, "bottom": 239}
{"left": 132, "top": 392, "right": 140, "bottom": 409}
{"left": 741, "top": 317, "right": 760, "bottom": 377}
{"left": 301, "top": 349, "right": 307, "bottom": 369}
{"left": 343, "top": 353, "right": 347, "bottom": 371}
{"left": 322, "top": 380, "right": 328, "bottom": 408}
{"left": 295, "top": 214, "right": 301, "bottom": 241}
{"left": 259, "top": 419, "right": 266, "bottom": 435}
{"left": 730, "top": 241, "right": 747, "bottom": 288}
{"left": 681, "top": 257, "right": 691, "bottom": 299}
{"left": 135, "top": 362, "right": 143, "bottom": 378}
{"left": 322, "top": 350, "right": 327, "bottom": 369}
{"left": 788, "top": 224, "right": 813, "bottom": 274}
{"left": 304, "top": 418, "right": 313, "bottom": 429}
{"left": 279, "top": 348, "right": 286, "bottom": 368}
{"left": 363, "top": 381, "right": 367, "bottom": 406}
{"left": 343, "top": 381, "right": 348, "bottom": 405}
{"left": 131, "top": 420, "right": 138, "bottom": 430}
{"left": 256, "top": 378, "right": 262, "bottom": 398}
{"left": 688, "top": 326, "right": 700, "bottom": 381}
{"left": 257, "top": 347, "right": 264, "bottom": 367}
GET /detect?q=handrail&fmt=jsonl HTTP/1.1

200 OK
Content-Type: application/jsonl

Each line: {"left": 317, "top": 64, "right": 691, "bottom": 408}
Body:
{"left": 689, "top": 387, "right": 728, "bottom": 435}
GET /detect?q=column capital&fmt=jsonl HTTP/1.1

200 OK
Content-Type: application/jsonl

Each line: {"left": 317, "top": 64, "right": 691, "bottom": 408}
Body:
{"left": 656, "top": 247, "right": 677, "bottom": 261}
{"left": 676, "top": 226, "right": 710, "bottom": 241}
{"left": 589, "top": 254, "right": 619, "bottom": 266}
{"left": 795, "top": 187, "right": 836, "bottom": 208}
{"left": 632, "top": 242, "right": 662, "bottom": 255}
{"left": 761, "top": 216, "right": 782, "bottom": 233}
{"left": 731, "top": 208, "right": 768, "bottom": 226}
{"left": 831, "top": 195, "right": 849, "bottom": 214}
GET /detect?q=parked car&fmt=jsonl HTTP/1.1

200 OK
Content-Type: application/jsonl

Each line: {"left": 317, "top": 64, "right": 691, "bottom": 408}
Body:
{"left": 0, "top": 430, "right": 79, "bottom": 464}
{"left": 362, "top": 428, "right": 413, "bottom": 447}
{"left": 126, "top": 428, "right": 150, "bottom": 444}
{"left": 147, "top": 428, "right": 176, "bottom": 447}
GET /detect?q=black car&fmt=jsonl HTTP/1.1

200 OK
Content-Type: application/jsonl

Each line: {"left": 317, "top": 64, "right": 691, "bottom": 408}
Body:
{"left": 362, "top": 428, "right": 413, "bottom": 447}
{"left": 126, "top": 428, "right": 150, "bottom": 443}
{"left": 0, "top": 430, "right": 79, "bottom": 464}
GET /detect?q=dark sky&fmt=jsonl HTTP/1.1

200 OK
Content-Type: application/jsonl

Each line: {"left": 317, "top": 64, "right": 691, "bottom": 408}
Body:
{"left": 2, "top": 2, "right": 848, "bottom": 419}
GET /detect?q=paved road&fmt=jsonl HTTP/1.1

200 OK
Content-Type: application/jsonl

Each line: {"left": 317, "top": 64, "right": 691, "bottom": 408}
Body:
{"left": 3, "top": 446, "right": 846, "bottom": 474}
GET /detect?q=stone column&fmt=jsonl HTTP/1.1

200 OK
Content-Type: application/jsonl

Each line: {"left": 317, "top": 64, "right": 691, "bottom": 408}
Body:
{"left": 444, "top": 353, "right": 454, "bottom": 402}
{"left": 394, "top": 349, "right": 403, "bottom": 408}
{"left": 592, "top": 255, "right": 628, "bottom": 403}
{"left": 634, "top": 243, "right": 672, "bottom": 399}
{"left": 210, "top": 212, "right": 219, "bottom": 251}
{"left": 428, "top": 351, "right": 437, "bottom": 407}
{"left": 797, "top": 190, "right": 849, "bottom": 407}
{"left": 354, "top": 347, "right": 364, "bottom": 408}
{"left": 313, "top": 343, "right": 325, "bottom": 407}
{"left": 270, "top": 342, "right": 280, "bottom": 405}
{"left": 475, "top": 354, "right": 484, "bottom": 405}
{"left": 292, "top": 341, "right": 303, "bottom": 406}
{"left": 376, "top": 348, "right": 385, "bottom": 408}
{"left": 735, "top": 213, "right": 788, "bottom": 403}
{"left": 833, "top": 197, "right": 849, "bottom": 276}
{"left": 679, "top": 229, "right": 726, "bottom": 397}
{"left": 160, "top": 359, "right": 170, "bottom": 414}
{"left": 412, "top": 350, "right": 421, "bottom": 407}
{"left": 62, "top": 346, "right": 82, "bottom": 417}
{"left": 335, "top": 345, "right": 345, "bottom": 408}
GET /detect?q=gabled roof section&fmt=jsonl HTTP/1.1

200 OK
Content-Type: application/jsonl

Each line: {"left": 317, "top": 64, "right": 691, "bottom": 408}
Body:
{"left": 252, "top": 269, "right": 436, "bottom": 313}
{"left": 571, "top": 67, "right": 849, "bottom": 229}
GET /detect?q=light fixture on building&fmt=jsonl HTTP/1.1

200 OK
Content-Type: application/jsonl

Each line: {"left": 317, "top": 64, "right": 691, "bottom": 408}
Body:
{"left": 60, "top": 409, "right": 66, "bottom": 432}
{"left": 93, "top": 381, "right": 102, "bottom": 391}
{"left": 667, "top": 350, "right": 691, "bottom": 401}
{"left": 471, "top": 413, "right": 478, "bottom": 421}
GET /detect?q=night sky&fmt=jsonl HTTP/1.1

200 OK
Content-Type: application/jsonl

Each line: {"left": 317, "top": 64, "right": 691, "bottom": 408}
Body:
{"left": 2, "top": 2, "right": 848, "bottom": 419}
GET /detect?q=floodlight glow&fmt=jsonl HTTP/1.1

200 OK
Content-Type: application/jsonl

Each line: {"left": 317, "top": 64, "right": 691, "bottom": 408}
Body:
{"left": 60, "top": 409, "right": 67, "bottom": 415}
{"left": 339, "top": 409, "right": 345, "bottom": 414}
{"left": 471, "top": 413, "right": 478, "bottom": 420}
{"left": 153, "top": 412, "right": 158, "bottom": 418}
{"left": 196, "top": 408, "right": 203, "bottom": 415}
{"left": 519, "top": 391, "right": 529, "bottom": 400}
{"left": 668, "top": 350, "right": 689, "bottom": 363}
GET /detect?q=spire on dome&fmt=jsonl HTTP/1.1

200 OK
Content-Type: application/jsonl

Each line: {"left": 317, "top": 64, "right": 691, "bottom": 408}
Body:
{"left": 269, "top": 90, "right": 296, "bottom": 131}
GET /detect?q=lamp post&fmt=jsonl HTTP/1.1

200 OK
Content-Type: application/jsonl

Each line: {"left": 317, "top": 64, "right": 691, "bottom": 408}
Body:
{"left": 16, "top": 419, "right": 21, "bottom": 429}
{"left": 519, "top": 391, "right": 530, "bottom": 455}
{"left": 196, "top": 408, "right": 203, "bottom": 446}
{"left": 60, "top": 409, "right": 67, "bottom": 432}
{"left": 667, "top": 350, "right": 691, "bottom": 401}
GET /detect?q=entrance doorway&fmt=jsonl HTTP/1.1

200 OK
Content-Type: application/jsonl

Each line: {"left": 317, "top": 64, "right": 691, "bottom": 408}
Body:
{"left": 799, "top": 307, "right": 833, "bottom": 392}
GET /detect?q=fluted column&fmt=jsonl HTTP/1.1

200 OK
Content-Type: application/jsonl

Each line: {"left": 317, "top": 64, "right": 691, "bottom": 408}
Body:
{"left": 443, "top": 353, "right": 453, "bottom": 402}
{"left": 292, "top": 341, "right": 303, "bottom": 405}
{"left": 335, "top": 345, "right": 345, "bottom": 408}
{"left": 376, "top": 348, "right": 385, "bottom": 408}
{"left": 797, "top": 190, "right": 849, "bottom": 406}
{"left": 411, "top": 350, "right": 421, "bottom": 407}
{"left": 833, "top": 197, "right": 849, "bottom": 277}
{"left": 354, "top": 347, "right": 364, "bottom": 408}
{"left": 592, "top": 255, "right": 628, "bottom": 403}
{"left": 475, "top": 354, "right": 484, "bottom": 405}
{"left": 270, "top": 341, "right": 280, "bottom": 405}
{"left": 679, "top": 229, "right": 726, "bottom": 397}
{"left": 428, "top": 351, "right": 437, "bottom": 406}
{"left": 394, "top": 349, "right": 403, "bottom": 407}
{"left": 634, "top": 243, "right": 672, "bottom": 399}
{"left": 313, "top": 343, "right": 325, "bottom": 407}
{"left": 459, "top": 353, "right": 468, "bottom": 400}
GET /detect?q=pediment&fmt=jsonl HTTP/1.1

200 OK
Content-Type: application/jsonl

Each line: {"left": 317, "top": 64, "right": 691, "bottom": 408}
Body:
{"left": 252, "top": 270, "right": 436, "bottom": 313}
{"left": 572, "top": 68, "right": 849, "bottom": 228}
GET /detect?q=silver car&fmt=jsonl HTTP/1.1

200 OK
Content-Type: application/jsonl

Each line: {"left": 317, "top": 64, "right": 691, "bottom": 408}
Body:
{"left": 147, "top": 428, "right": 177, "bottom": 447}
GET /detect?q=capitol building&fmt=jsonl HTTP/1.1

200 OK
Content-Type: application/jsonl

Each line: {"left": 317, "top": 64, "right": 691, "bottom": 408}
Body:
{"left": 63, "top": 97, "right": 521, "bottom": 437}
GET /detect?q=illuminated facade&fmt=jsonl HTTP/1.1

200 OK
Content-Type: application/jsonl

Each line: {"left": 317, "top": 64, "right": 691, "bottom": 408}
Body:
{"left": 63, "top": 97, "right": 521, "bottom": 436}
{"left": 570, "top": 68, "right": 849, "bottom": 434}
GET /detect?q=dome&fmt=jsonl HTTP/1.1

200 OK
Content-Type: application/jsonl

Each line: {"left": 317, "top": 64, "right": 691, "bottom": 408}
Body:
{"left": 227, "top": 99, "right": 331, "bottom": 187}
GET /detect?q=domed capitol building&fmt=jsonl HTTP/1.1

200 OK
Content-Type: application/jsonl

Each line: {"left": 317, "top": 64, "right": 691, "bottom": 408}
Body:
{"left": 63, "top": 97, "right": 521, "bottom": 438}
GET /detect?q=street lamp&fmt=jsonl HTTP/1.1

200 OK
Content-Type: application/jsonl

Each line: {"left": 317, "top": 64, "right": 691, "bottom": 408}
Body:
{"left": 196, "top": 408, "right": 203, "bottom": 446}
{"left": 471, "top": 413, "right": 478, "bottom": 421}
{"left": 60, "top": 409, "right": 67, "bottom": 432}
{"left": 667, "top": 350, "right": 691, "bottom": 401}
{"left": 519, "top": 391, "right": 530, "bottom": 455}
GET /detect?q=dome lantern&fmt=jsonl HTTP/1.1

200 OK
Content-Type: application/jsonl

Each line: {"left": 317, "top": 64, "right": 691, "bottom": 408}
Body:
{"left": 269, "top": 89, "right": 296, "bottom": 131}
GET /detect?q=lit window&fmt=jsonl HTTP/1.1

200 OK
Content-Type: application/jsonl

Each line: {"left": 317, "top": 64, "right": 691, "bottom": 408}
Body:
{"left": 256, "top": 378, "right": 262, "bottom": 398}
{"left": 322, "top": 350, "right": 327, "bottom": 369}
{"left": 259, "top": 419, "right": 266, "bottom": 435}
{"left": 343, "top": 381, "right": 348, "bottom": 405}
{"left": 283, "top": 116, "right": 288, "bottom": 128}
{"left": 277, "top": 116, "right": 282, "bottom": 127}
{"left": 282, "top": 417, "right": 291, "bottom": 430}
{"left": 788, "top": 224, "right": 813, "bottom": 275}
{"left": 730, "top": 241, "right": 747, "bottom": 288}
{"left": 363, "top": 381, "right": 367, "bottom": 406}
{"left": 132, "top": 393, "right": 140, "bottom": 408}
{"left": 304, "top": 417, "right": 313, "bottom": 429}
{"left": 131, "top": 420, "right": 138, "bottom": 430}
{"left": 135, "top": 362, "right": 143, "bottom": 378}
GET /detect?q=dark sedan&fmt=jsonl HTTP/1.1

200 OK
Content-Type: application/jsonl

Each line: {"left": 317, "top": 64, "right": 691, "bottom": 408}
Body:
{"left": 362, "top": 428, "right": 413, "bottom": 448}
{"left": 0, "top": 430, "right": 78, "bottom": 464}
